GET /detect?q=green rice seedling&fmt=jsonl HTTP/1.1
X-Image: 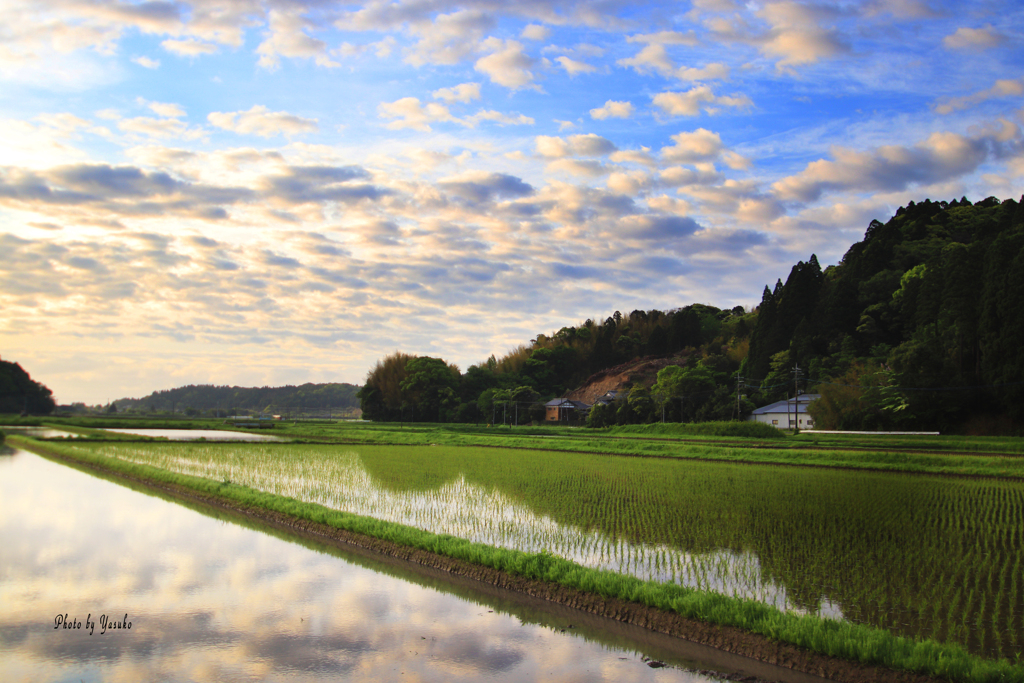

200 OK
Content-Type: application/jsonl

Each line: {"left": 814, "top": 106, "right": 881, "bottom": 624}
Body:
{"left": 30, "top": 437, "right": 1024, "bottom": 664}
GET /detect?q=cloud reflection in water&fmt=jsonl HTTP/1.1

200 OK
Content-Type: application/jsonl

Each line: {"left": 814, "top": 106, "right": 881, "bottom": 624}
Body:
{"left": 0, "top": 450, "right": 727, "bottom": 682}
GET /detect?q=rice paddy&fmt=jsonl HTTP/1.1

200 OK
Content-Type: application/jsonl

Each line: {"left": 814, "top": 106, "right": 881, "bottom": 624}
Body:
{"left": 56, "top": 439, "right": 1024, "bottom": 664}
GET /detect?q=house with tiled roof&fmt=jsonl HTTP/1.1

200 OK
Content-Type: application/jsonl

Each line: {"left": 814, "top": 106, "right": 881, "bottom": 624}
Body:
{"left": 545, "top": 397, "right": 591, "bottom": 423}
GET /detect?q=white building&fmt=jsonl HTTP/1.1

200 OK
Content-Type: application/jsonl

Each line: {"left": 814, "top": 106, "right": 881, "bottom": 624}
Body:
{"left": 748, "top": 394, "right": 820, "bottom": 430}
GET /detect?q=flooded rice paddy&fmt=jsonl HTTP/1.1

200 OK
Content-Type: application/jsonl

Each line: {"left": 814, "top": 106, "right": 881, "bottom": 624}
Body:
{"left": 102, "top": 428, "right": 286, "bottom": 441}
{"left": 0, "top": 447, "right": 757, "bottom": 683}
{"left": 0, "top": 426, "right": 80, "bottom": 439}
{"left": 41, "top": 441, "right": 1024, "bottom": 662}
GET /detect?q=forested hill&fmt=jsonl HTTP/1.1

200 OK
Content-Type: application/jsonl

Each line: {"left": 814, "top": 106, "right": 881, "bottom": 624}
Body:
{"left": 744, "top": 195, "right": 1024, "bottom": 431}
{"left": 359, "top": 194, "right": 1024, "bottom": 433}
{"left": 115, "top": 382, "right": 361, "bottom": 416}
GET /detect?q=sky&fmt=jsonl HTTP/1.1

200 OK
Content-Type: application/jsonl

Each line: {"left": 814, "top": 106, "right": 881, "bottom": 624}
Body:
{"left": 1, "top": 0, "right": 1023, "bottom": 405}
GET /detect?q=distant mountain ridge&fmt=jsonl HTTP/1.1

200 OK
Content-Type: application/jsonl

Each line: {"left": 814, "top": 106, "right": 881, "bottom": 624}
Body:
{"left": 114, "top": 382, "right": 361, "bottom": 415}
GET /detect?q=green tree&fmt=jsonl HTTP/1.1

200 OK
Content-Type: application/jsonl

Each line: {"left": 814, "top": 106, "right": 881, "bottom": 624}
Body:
{"left": 586, "top": 401, "right": 614, "bottom": 428}
{"left": 400, "top": 356, "right": 460, "bottom": 423}
{"left": 0, "top": 359, "right": 56, "bottom": 415}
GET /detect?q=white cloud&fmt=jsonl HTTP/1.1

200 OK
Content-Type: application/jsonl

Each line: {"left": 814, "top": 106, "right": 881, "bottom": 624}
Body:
{"left": 609, "top": 148, "right": 658, "bottom": 167}
{"left": 617, "top": 43, "right": 676, "bottom": 77}
{"left": 617, "top": 39, "right": 728, "bottom": 83}
{"left": 161, "top": 38, "right": 219, "bottom": 56}
{"left": 678, "top": 63, "right": 730, "bottom": 81}
{"left": 555, "top": 56, "right": 596, "bottom": 76}
{"left": 521, "top": 24, "right": 550, "bottom": 41}
{"left": 590, "top": 100, "right": 634, "bottom": 120}
{"left": 536, "top": 134, "right": 617, "bottom": 158}
{"left": 208, "top": 106, "right": 319, "bottom": 138}
{"left": 706, "top": 1, "right": 848, "bottom": 71}
{"left": 660, "top": 128, "right": 725, "bottom": 163}
{"left": 757, "top": 2, "right": 849, "bottom": 69}
{"left": 627, "top": 31, "right": 700, "bottom": 46}
{"left": 771, "top": 127, "right": 1020, "bottom": 203}
{"left": 406, "top": 10, "right": 494, "bottom": 66}
{"left": 132, "top": 56, "right": 160, "bottom": 69}
{"left": 934, "top": 78, "right": 1024, "bottom": 114}
{"left": 475, "top": 39, "right": 537, "bottom": 90}
{"left": 943, "top": 25, "right": 1006, "bottom": 51}
{"left": 118, "top": 117, "right": 196, "bottom": 139}
{"left": 138, "top": 98, "right": 185, "bottom": 119}
{"left": 433, "top": 83, "right": 481, "bottom": 104}
{"left": 256, "top": 9, "right": 338, "bottom": 70}
{"left": 465, "top": 110, "right": 534, "bottom": 127}
{"left": 652, "top": 86, "right": 752, "bottom": 117}
{"left": 378, "top": 97, "right": 531, "bottom": 131}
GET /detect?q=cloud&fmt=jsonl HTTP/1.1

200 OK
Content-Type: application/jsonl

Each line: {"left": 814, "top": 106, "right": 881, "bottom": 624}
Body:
{"left": 131, "top": 56, "right": 160, "bottom": 69}
{"left": 555, "top": 56, "right": 596, "bottom": 76}
{"left": 464, "top": 110, "right": 534, "bottom": 126}
{"left": 535, "top": 134, "right": 617, "bottom": 158}
{"left": 256, "top": 9, "right": 338, "bottom": 70}
{"left": 406, "top": 10, "right": 494, "bottom": 66}
{"left": 0, "top": 163, "right": 252, "bottom": 220}
{"left": 208, "top": 106, "right": 318, "bottom": 138}
{"left": 545, "top": 158, "right": 609, "bottom": 177}
{"left": 771, "top": 127, "right": 1022, "bottom": 203}
{"left": 609, "top": 148, "right": 658, "bottom": 167}
{"left": 617, "top": 40, "right": 730, "bottom": 83}
{"left": 707, "top": 1, "right": 849, "bottom": 70}
{"left": 658, "top": 165, "right": 723, "bottom": 187}
{"left": 521, "top": 24, "right": 550, "bottom": 41}
{"left": 606, "top": 169, "right": 653, "bottom": 194}
{"left": 432, "top": 83, "right": 481, "bottom": 104}
{"left": 439, "top": 171, "right": 534, "bottom": 203}
{"left": 757, "top": 2, "right": 848, "bottom": 68}
{"left": 627, "top": 31, "right": 700, "bottom": 46}
{"left": 617, "top": 214, "right": 702, "bottom": 241}
{"left": 260, "top": 165, "right": 385, "bottom": 205}
{"left": 118, "top": 117, "right": 198, "bottom": 140}
{"left": 617, "top": 44, "right": 676, "bottom": 77}
{"left": 933, "top": 78, "right": 1024, "bottom": 114}
{"left": 652, "top": 86, "right": 752, "bottom": 117}
{"left": 138, "top": 98, "right": 185, "bottom": 118}
{"left": 475, "top": 39, "right": 537, "bottom": 90}
{"left": 379, "top": 98, "right": 454, "bottom": 131}
{"left": 943, "top": 25, "right": 1006, "bottom": 51}
{"left": 678, "top": 63, "right": 730, "bottom": 81}
{"left": 590, "top": 100, "right": 634, "bottom": 120}
{"left": 378, "top": 97, "right": 532, "bottom": 131}
{"left": 660, "top": 128, "right": 725, "bottom": 163}
{"left": 161, "top": 39, "right": 219, "bottom": 56}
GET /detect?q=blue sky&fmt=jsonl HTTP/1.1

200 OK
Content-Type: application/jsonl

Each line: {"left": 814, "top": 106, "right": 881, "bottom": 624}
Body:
{"left": 1, "top": 0, "right": 1022, "bottom": 404}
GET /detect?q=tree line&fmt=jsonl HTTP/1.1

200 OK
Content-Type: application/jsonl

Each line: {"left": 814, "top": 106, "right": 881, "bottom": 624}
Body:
{"left": 112, "top": 382, "right": 362, "bottom": 416}
{"left": 359, "top": 304, "right": 758, "bottom": 425}
{"left": 361, "top": 195, "right": 1024, "bottom": 434}
{"left": 0, "top": 358, "right": 55, "bottom": 415}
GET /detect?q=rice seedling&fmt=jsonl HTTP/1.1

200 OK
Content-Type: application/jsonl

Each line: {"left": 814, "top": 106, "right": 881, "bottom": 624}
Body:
{"left": 33, "top": 437, "right": 1024, "bottom": 664}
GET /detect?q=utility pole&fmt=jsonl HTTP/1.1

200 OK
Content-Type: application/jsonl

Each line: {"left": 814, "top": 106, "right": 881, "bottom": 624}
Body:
{"left": 791, "top": 365, "right": 804, "bottom": 433}
{"left": 735, "top": 375, "right": 745, "bottom": 420}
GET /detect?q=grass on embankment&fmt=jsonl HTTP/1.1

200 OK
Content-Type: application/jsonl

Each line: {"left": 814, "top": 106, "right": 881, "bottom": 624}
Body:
{"left": 10, "top": 433, "right": 1024, "bottom": 683}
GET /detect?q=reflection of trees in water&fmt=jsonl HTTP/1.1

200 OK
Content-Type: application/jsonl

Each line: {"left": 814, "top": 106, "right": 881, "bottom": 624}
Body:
{"left": 102, "top": 441, "right": 1024, "bottom": 660}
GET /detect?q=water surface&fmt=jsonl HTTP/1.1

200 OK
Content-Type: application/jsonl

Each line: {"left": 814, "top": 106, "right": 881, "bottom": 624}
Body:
{"left": 0, "top": 448, "right": 753, "bottom": 683}
{"left": 102, "top": 428, "right": 285, "bottom": 441}
{"left": 0, "top": 426, "right": 79, "bottom": 439}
